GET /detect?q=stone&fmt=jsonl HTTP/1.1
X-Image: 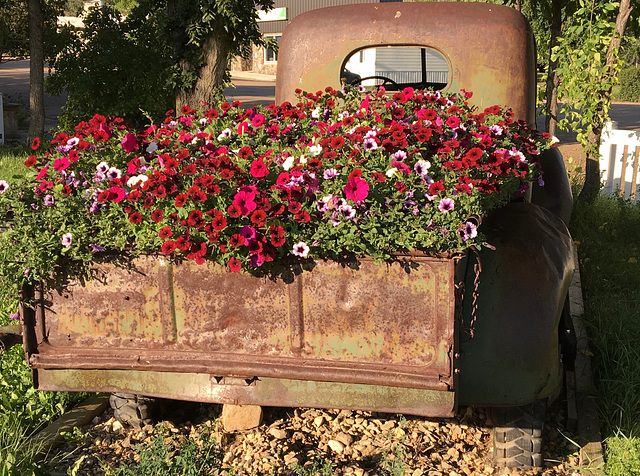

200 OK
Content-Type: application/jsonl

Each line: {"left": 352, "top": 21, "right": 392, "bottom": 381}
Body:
{"left": 221, "top": 404, "right": 263, "bottom": 432}
{"left": 267, "top": 427, "right": 287, "bottom": 440}
{"left": 111, "top": 420, "right": 124, "bottom": 433}
{"left": 336, "top": 432, "right": 353, "bottom": 447}
{"left": 327, "top": 439, "right": 345, "bottom": 454}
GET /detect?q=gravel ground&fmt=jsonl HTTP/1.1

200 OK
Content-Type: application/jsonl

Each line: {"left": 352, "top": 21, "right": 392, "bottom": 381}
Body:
{"left": 47, "top": 392, "right": 581, "bottom": 476}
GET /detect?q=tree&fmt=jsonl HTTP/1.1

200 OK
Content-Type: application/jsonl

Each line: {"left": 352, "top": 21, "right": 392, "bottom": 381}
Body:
{"left": 551, "top": 0, "right": 634, "bottom": 201}
{"left": 47, "top": 4, "right": 176, "bottom": 128}
{"left": 28, "top": 0, "right": 45, "bottom": 143}
{"left": 47, "top": 0, "right": 274, "bottom": 125}
{"left": 165, "top": 0, "right": 273, "bottom": 110}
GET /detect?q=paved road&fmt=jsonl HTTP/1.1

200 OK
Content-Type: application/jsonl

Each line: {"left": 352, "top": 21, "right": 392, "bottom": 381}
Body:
{"left": 1, "top": 59, "right": 638, "bottom": 141}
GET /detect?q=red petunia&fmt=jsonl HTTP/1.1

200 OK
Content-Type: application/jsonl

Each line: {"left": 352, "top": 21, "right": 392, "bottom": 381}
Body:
{"left": 227, "top": 203, "right": 242, "bottom": 218}
{"left": 211, "top": 214, "right": 227, "bottom": 231}
{"left": 31, "top": 137, "right": 41, "bottom": 150}
{"left": 158, "top": 226, "right": 173, "bottom": 239}
{"left": 129, "top": 212, "right": 143, "bottom": 224}
{"left": 250, "top": 159, "right": 269, "bottom": 178}
{"left": 175, "top": 193, "right": 188, "bottom": 207}
{"left": 24, "top": 156, "right": 37, "bottom": 167}
{"left": 428, "top": 181, "right": 445, "bottom": 195}
{"left": 228, "top": 257, "right": 242, "bottom": 273}
{"left": 229, "top": 233, "right": 246, "bottom": 248}
{"left": 161, "top": 240, "right": 176, "bottom": 255}
{"left": 250, "top": 209, "right": 267, "bottom": 225}
{"left": 151, "top": 209, "right": 164, "bottom": 223}
{"left": 287, "top": 201, "right": 302, "bottom": 214}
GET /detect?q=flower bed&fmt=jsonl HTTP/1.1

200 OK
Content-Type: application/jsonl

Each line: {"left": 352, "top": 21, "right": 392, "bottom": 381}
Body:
{"left": 0, "top": 87, "right": 551, "bottom": 301}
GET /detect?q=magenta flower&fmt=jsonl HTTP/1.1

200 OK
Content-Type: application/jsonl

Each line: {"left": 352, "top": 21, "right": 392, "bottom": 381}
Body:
{"left": 343, "top": 176, "right": 370, "bottom": 202}
{"left": 233, "top": 190, "right": 257, "bottom": 215}
{"left": 251, "top": 114, "right": 266, "bottom": 128}
{"left": 438, "top": 197, "right": 455, "bottom": 213}
{"left": 53, "top": 157, "right": 70, "bottom": 172}
{"left": 446, "top": 116, "right": 461, "bottom": 128}
{"left": 0, "top": 180, "right": 8, "bottom": 194}
{"left": 108, "top": 186, "right": 127, "bottom": 203}
{"left": 121, "top": 133, "right": 138, "bottom": 153}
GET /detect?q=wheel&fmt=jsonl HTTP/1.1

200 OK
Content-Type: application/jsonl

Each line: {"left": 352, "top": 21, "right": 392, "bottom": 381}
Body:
{"left": 109, "top": 393, "right": 158, "bottom": 429}
{"left": 492, "top": 399, "right": 546, "bottom": 468}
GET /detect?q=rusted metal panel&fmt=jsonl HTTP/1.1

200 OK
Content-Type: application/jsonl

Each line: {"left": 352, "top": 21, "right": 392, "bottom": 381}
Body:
{"left": 27, "top": 256, "right": 459, "bottom": 401}
{"left": 0, "top": 325, "right": 22, "bottom": 352}
{"left": 35, "top": 369, "right": 455, "bottom": 418}
{"left": 275, "top": 2, "right": 536, "bottom": 124}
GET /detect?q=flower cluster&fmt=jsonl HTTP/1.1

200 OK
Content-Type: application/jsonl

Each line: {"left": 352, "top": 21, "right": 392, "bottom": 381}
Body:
{"left": 0, "top": 86, "right": 551, "bottom": 294}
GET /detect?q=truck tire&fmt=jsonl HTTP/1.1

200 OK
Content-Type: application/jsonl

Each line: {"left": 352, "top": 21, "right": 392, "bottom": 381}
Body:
{"left": 492, "top": 399, "right": 546, "bottom": 468}
{"left": 109, "top": 393, "right": 157, "bottom": 429}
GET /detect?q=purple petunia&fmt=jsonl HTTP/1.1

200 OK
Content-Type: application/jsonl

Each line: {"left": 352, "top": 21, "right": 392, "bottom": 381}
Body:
{"left": 458, "top": 221, "right": 478, "bottom": 241}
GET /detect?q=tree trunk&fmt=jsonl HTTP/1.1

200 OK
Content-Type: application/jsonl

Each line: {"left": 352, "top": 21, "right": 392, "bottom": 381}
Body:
{"left": 27, "top": 0, "right": 45, "bottom": 143}
{"left": 544, "top": 0, "right": 562, "bottom": 137}
{"left": 580, "top": 0, "right": 633, "bottom": 202}
{"left": 175, "top": 33, "right": 229, "bottom": 112}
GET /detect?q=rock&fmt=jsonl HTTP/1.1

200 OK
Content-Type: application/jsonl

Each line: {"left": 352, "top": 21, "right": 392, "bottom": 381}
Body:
{"left": 267, "top": 427, "right": 287, "bottom": 440}
{"left": 221, "top": 404, "right": 263, "bottom": 432}
{"left": 335, "top": 432, "right": 353, "bottom": 447}
{"left": 111, "top": 420, "right": 124, "bottom": 433}
{"left": 327, "top": 439, "right": 345, "bottom": 454}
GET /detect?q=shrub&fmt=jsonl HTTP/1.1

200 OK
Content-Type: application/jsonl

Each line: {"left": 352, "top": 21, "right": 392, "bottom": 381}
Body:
{"left": 46, "top": 4, "right": 175, "bottom": 129}
{"left": 616, "top": 66, "right": 640, "bottom": 102}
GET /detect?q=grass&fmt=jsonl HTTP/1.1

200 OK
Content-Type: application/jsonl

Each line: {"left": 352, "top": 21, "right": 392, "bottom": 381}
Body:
{"left": 100, "top": 423, "right": 224, "bottom": 476}
{"left": 0, "top": 144, "right": 29, "bottom": 180}
{"left": 570, "top": 193, "right": 640, "bottom": 474}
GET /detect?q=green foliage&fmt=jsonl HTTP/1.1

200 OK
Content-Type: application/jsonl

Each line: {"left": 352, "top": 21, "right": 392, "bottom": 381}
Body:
{"left": 165, "top": 0, "right": 274, "bottom": 91}
{"left": 0, "top": 0, "right": 65, "bottom": 60}
{"left": 46, "top": 4, "right": 175, "bottom": 128}
{"left": 616, "top": 65, "right": 640, "bottom": 102}
{"left": 551, "top": 0, "right": 621, "bottom": 155}
{"left": 0, "top": 145, "right": 29, "bottom": 180}
{"left": 106, "top": 423, "right": 223, "bottom": 475}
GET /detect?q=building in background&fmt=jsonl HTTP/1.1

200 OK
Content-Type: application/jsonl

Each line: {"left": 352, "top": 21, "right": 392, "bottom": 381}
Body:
{"left": 231, "top": 0, "right": 403, "bottom": 76}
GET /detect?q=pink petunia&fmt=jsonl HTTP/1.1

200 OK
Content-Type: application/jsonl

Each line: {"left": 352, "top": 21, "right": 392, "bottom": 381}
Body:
{"left": 446, "top": 116, "right": 461, "bottom": 129}
{"left": 343, "top": 176, "right": 370, "bottom": 202}
{"left": 121, "top": 133, "right": 138, "bottom": 153}
{"left": 232, "top": 190, "right": 257, "bottom": 215}
{"left": 53, "top": 157, "right": 70, "bottom": 172}
{"left": 438, "top": 197, "right": 455, "bottom": 213}
{"left": 107, "top": 186, "right": 127, "bottom": 203}
{"left": 251, "top": 114, "right": 266, "bottom": 128}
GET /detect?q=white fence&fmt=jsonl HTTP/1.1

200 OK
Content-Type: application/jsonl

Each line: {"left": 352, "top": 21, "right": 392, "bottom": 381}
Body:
{"left": 599, "top": 121, "right": 640, "bottom": 201}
